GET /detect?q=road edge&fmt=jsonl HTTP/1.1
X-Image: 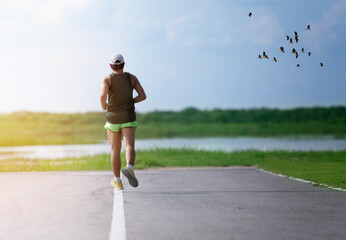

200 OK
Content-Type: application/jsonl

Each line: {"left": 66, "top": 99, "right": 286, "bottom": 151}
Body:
{"left": 257, "top": 168, "right": 346, "bottom": 192}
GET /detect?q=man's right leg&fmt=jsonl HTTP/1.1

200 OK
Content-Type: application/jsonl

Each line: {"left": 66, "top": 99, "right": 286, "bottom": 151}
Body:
{"left": 121, "top": 127, "right": 138, "bottom": 187}
{"left": 121, "top": 127, "right": 136, "bottom": 167}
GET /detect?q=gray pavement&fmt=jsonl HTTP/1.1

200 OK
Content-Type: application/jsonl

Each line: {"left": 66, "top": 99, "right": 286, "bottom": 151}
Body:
{"left": 0, "top": 168, "right": 345, "bottom": 240}
{"left": 0, "top": 172, "right": 114, "bottom": 240}
{"left": 124, "top": 167, "right": 346, "bottom": 240}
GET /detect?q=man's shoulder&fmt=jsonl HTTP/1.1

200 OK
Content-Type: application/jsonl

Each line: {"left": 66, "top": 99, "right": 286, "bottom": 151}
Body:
{"left": 128, "top": 73, "right": 138, "bottom": 80}
{"left": 103, "top": 75, "right": 111, "bottom": 85}
{"left": 127, "top": 73, "right": 138, "bottom": 87}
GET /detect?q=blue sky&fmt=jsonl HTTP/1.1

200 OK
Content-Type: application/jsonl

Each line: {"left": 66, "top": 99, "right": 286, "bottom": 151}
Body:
{"left": 0, "top": 0, "right": 345, "bottom": 113}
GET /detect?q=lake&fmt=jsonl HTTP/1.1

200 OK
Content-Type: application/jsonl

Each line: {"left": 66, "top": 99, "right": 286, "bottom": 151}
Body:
{"left": 0, "top": 137, "right": 345, "bottom": 160}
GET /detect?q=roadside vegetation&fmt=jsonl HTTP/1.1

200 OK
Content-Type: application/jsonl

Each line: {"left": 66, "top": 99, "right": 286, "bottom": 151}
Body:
{"left": 0, "top": 106, "right": 345, "bottom": 146}
{"left": 1, "top": 149, "right": 345, "bottom": 189}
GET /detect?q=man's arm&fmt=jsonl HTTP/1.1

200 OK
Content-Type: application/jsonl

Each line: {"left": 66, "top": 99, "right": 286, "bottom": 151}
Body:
{"left": 131, "top": 74, "right": 147, "bottom": 103}
{"left": 100, "top": 77, "right": 110, "bottom": 110}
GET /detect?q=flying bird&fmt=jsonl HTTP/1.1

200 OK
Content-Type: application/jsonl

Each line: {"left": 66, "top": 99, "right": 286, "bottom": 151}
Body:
{"left": 301, "top": 48, "right": 305, "bottom": 53}
{"left": 280, "top": 46, "right": 285, "bottom": 53}
{"left": 258, "top": 55, "right": 262, "bottom": 59}
{"left": 306, "top": 25, "right": 311, "bottom": 30}
{"left": 290, "top": 38, "right": 293, "bottom": 44}
{"left": 297, "top": 64, "right": 300, "bottom": 67}
{"left": 308, "top": 52, "right": 311, "bottom": 56}
{"left": 295, "top": 31, "right": 299, "bottom": 37}
{"left": 295, "top": 36, "right": 299, "bottom": 43}
{"left": 273, "top": 57, "right": 277, "bottom": 62}
{"left": 286, "top": 35, "right": 290, "bottom": 41}
{"left": 248, "top": 12, "right": 252, "bottom": 17}
{"left": 262, "top": 51, "right": 268, "bottom": 59}
{"left": 296, "top": 52, "right": 299, "bottom": 58}
{"left": 320, "top": 62, "right": 324, "bottom": 67}
{"left": 292, "top": 48, "right": 296, "bottom": 53}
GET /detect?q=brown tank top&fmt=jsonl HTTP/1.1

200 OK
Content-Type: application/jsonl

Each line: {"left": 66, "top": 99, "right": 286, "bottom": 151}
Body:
{"left": 106, "top": 72, "right": 136, "bottom": 124}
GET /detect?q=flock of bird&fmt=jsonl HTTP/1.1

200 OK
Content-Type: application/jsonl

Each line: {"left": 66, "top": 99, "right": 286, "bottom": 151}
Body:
{"left": 248, "top": 12, "right": 324, "bottom": 68}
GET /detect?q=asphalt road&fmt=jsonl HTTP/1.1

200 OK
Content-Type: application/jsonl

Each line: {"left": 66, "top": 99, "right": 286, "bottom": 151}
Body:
{"left": 0, "top": 171, "right": 114, "bottom": 240}
{"left": 0, "top": 167, "right": 345, "bottom": 240}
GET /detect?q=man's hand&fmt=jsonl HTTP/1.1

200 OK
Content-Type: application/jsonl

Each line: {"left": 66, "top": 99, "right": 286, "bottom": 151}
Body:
{"left": 102, "top": 102, "right": 108, "bottom": 111}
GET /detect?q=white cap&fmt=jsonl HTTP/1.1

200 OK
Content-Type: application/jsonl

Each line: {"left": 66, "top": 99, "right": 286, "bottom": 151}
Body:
{"left": 109, "top": 54, "right": 124, "bottom": 65}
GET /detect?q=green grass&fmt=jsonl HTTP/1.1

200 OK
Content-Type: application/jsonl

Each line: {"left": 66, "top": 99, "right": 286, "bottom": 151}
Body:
{"left": 0, "top": 111, "right": 345, "bottom": 147}
{"left": 136, "top": 122, "right": 346, "bottom": 138}
{"left": 0, "top": 112, "right": 106, "bottom": 146}
{"left": 1, "top": 149, "right": 345, "bottom": 189}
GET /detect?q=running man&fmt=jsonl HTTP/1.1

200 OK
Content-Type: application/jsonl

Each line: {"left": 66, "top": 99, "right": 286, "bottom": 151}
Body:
{"left": 100, "top": 54, "right": 146, "bottom": 190}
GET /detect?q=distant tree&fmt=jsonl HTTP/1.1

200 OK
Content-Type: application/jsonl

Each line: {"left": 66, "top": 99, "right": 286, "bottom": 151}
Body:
{"left": 136, "top": 106, "right": 346, "bottom": 124}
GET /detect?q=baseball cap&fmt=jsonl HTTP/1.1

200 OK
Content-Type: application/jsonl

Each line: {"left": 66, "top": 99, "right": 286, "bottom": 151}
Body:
{"left": 109, "top": 54, "right": 124, "bottom": 65}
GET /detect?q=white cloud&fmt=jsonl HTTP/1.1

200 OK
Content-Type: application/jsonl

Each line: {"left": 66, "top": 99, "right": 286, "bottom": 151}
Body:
{"left": 305, "top": 0, "right": 346, "bottom": 52}
{"left": 155, "top": 13, "right": 201, "bottom": 45}
{"left": 157, "top": 8, "right": 284, "bottom": 48}
{"left": 0, "top": 0, "right": 96, "bottom": 47}
{"left": 0, "top": 0, "right": 91, "bottom": 26}
{"left": 244, "top": 12, "right": 284, "bottom": 46}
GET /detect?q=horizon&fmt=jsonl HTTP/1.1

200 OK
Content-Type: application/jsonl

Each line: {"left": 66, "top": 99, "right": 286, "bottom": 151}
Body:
{"left": 1, "top": 104, "right": 345, "bottom": 115}
{"left": 1, "top": 0, "right": 346, "bottom": 113}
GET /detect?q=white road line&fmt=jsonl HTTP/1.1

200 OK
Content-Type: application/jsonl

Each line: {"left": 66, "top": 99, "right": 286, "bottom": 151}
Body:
{"left": 257, "top": 168, "right": 346, "bottom": 192}
{"left": 109, "top": 189, "right": 127, "bottom": 240}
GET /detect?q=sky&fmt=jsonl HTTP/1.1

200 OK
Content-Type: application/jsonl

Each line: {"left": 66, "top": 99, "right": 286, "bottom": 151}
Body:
{"left": 0, "top": 0, "right": 346, "bottom": 113}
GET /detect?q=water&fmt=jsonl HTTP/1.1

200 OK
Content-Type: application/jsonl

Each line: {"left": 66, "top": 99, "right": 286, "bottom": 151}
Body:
{"left": 0, "top": 137, "right": 345, "bottom": 160}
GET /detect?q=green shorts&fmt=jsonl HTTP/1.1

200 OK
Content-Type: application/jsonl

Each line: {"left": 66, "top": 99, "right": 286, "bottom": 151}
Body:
{"left": 104, "top": 120, "right": 138, "bottom": 132}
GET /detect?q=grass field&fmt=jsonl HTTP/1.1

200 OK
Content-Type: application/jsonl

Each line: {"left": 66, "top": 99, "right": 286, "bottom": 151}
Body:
{"left": 136, "top": 122, "right": 346, "bottom": 138}
{"left": 0, "top": 111, "right": 345, "bottom": 146}
{"left": 1, "top": 149, "right": 345, "bottom": 189}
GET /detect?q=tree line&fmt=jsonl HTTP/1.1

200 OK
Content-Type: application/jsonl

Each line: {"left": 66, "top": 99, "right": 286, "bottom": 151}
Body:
{"left": 136, "top": 106, "right": 346, "bottom": 124}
